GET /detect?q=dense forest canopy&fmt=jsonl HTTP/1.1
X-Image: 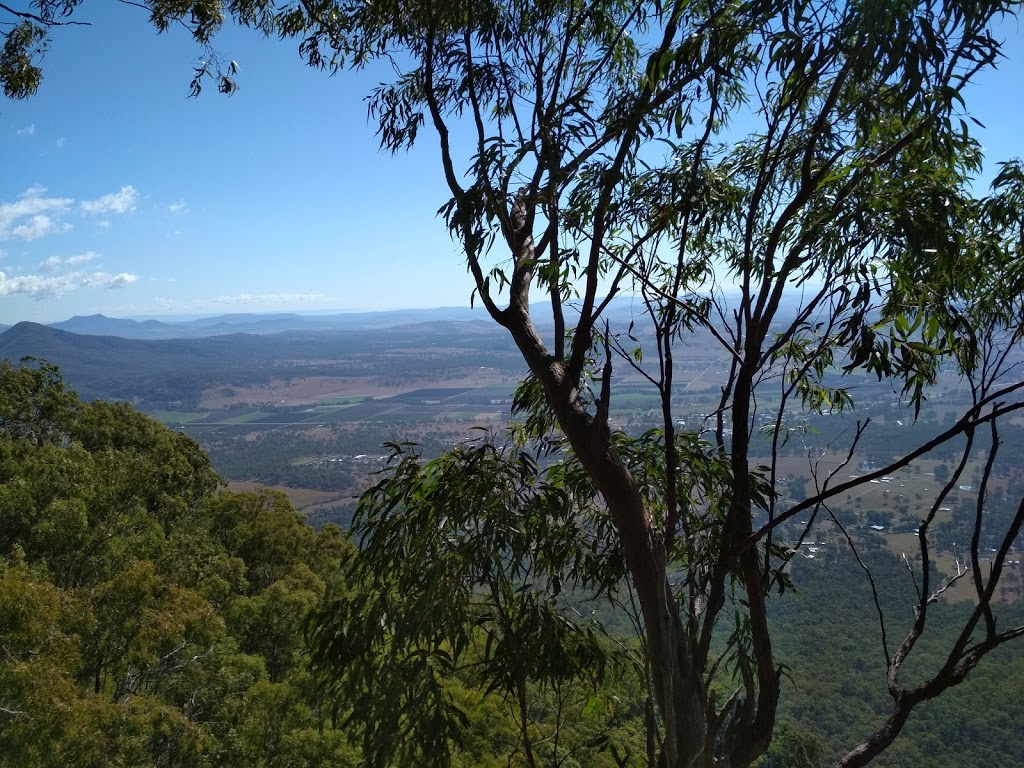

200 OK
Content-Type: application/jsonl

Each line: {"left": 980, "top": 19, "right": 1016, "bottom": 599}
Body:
{"left": 0, "top": 359, "right": 360, "bottom": 766}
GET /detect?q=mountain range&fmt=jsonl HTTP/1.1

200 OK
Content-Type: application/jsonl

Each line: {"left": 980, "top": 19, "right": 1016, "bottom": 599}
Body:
{"left": 0, "top": 296, "right": 801, "bottom": 409}
{"left": 0, "top": 313, "right": 521, "bottom": 408}
{"left": 39, "top": 307, "right": 490, "bottom": 340}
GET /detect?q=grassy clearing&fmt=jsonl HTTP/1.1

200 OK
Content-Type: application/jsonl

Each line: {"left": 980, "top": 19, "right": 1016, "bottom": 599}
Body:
{"left": 429, "top": 411, "right": 500, "bottom": 423}
{"left": 884, "top": 532, "right": 990, "bottom": 602}
{"left": 470, "top": 382, "right": 519, "bottom": 394}
{"left": 613, "top": 393, "right": 662, "bottom": 409}
{"left": 220, "top": 410, "right": 273, "bottom": 424}
{"left": 224, "top": 480, "right": 348, "bottom": 511}
{"left": 150, "top": 411, "right": 209, "bottom": 425}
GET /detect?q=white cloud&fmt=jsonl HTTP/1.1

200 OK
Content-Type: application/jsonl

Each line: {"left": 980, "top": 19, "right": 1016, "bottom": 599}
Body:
{"left": 1, "top": 185, "right": 139, "bottom": 242}
{"left": 16, "top": 124, "right": 35, "bottom": 137}
{"left": 38, "top": 255, "right": 64, "bottom": 272}
{"left": 0, "top": 268, "right": 138, "bottom": 299}
{"left": 168, "top": 200, "right": 189, "bottom": 215}
{"left": 39, "top": 251, "right": 99, "bottom": 271}
{"left": 81, "top": 272, "right": 137, "bottom": 289}
{"left": 66, "top": 251, "right": 99, "bottom": 266}
{"left": 11, "top": 215, "right": 60, "bottom": 241}
{"left": 0, "top": 188, "right": 73, "bottom": 241}
{"left": 80, "top": 185, "right": 138, "bottom": 216}
{"left": 55, "top": 137, "right": 66, "bottom": 149}
{"left": 0, "top": 272, "right": 74, "bottom": 298}
{"left": 211, "top": 292, "right": 326, "bottom": 305}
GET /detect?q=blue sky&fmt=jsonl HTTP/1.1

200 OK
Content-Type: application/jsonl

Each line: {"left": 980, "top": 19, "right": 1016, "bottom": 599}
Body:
{"left": 1, "top": 6, "right": 1022, "bottom": 325}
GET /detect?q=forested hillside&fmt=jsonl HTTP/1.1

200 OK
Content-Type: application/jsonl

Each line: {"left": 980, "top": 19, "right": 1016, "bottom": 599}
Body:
{"left": 3, "top": 358, "right": 1024, "bottom": 766}
{"left": 0, "top": 360, "right": 360, "bottom": 766}
{"left": 0, "top": 360, "right": 648, "bottom": 767}
{"left": 770, "top": 549, "right": 1024, "bottom": 767}
{"left": 0, "top": 321, "right": 522, "bottom": 409}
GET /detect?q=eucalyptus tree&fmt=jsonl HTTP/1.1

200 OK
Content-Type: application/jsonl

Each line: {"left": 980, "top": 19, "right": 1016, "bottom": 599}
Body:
{"left": 306, "top": 439, "right": 643, "bottom": 768}
{"left": 291, "top": 1, "right": 1024, "bottom": 766}
{"left": 0, "top": 0, "right": 264, "bottom": 98}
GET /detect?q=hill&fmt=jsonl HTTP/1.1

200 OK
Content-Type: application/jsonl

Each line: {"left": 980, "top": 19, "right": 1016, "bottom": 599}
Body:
{"left": 49, "top": 314, "right": 183, "bottom": 339}
{"left": 45, "top": 307, "right": 491, "bottom": 340}
{"left": 0, "top": 319, "right": 521, "bottom": 408}
{"left": 0, "top": 322, "right": 269, "bottom": 405}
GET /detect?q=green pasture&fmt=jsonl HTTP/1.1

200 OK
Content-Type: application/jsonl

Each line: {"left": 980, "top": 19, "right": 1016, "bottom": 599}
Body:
{"left": 149, "top": 411, "right": 209, "bottom": 425}
{"left": 221, "top": 410, "right": 273, "bottom": 424}
{"left": 469, "top": 383, "right": 518, "bottom": 395}
{"left": 613, "top": 392, "right": 662, "bottom": 409}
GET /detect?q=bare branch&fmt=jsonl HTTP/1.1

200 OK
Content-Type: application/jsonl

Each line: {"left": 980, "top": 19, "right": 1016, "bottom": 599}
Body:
{"left": 1, "top": 2, "right": 88, "bottom": 26}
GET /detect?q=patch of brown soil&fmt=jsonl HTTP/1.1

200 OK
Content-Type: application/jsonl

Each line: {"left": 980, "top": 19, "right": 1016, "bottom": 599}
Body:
{"left": 200, "top": 372, "right": 521, "bottom": 408}
{"left": 224, "top": 480, "right": 348, "bottom": 511}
